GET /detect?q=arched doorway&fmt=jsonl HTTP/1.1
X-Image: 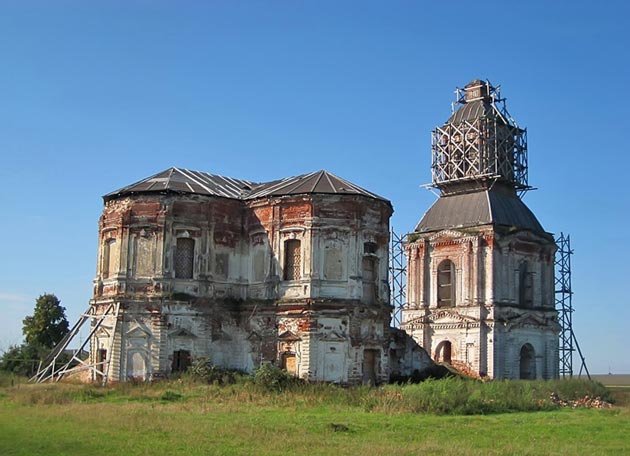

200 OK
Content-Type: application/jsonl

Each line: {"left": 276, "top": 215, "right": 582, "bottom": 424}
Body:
{"left": 435, "top": 340, "right": 452, "bottom": 363}
{"left": 519, "top": 344, "right": 536, "bottom": 379}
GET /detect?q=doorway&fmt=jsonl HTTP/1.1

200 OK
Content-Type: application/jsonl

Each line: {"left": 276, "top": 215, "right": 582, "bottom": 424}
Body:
{"left": 519, "top": 344, "right": 536, "bottom": 379}
{"left": 435, "top": 340, "right": 452, "bottom": 363}
{"left": 282, "top": 353, "right": 297, "bottom": 376}
{"left": 362, "top": 349, "right": 380, "bottom": 385}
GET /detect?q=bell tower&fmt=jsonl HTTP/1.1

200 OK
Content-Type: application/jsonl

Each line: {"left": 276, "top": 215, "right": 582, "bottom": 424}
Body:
{"left": 401, "top": 80, "right": 559, "bottom": 379}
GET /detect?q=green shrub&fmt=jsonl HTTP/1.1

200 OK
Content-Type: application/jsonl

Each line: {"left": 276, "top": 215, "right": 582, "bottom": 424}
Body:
{"left": 186, "top": 357, "right": 245, "bottom": 385}
{"left": 253, "top": 363, "right": 302, "bottom": 392}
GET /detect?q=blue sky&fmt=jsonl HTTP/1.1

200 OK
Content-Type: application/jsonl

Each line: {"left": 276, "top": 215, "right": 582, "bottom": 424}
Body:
{"left": 0, "top": 1, "right": 628, "bottom": 374}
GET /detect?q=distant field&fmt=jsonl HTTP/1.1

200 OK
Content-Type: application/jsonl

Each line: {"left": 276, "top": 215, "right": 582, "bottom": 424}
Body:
{"left": 591, "top": 374, "right": 630, "bottom": 387}
{"left": 0, "top": 378, "right": 629, "bottom": 455}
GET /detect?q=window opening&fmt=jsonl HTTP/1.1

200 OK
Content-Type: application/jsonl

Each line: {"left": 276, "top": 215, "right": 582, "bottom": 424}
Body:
{"left": 363, "top": 242, "right": 377, "bottom": 254}
{"left": 175, "top": 238, "right": 194, "bottom": 279}
{"left": 437, "top": 260, "right": 455, "bottom": 307}
{"left": 284, "top": 240, "right": 301, "bottom": 281}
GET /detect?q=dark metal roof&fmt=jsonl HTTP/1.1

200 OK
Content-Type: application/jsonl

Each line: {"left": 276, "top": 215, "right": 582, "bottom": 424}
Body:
{"left": 415, "top": 189, "right": 545, "bottom": 233}
{"left": 447, "top": 99, "right": 507, "bottom": 125}
{"left": 105, "top": 167, "right": 389, "bottom": 203}
{"left": 247, "top": 170, "right": 388, "bottom": 201}
{"left": 104, "top": 168, "right": 256, "bottom": 200}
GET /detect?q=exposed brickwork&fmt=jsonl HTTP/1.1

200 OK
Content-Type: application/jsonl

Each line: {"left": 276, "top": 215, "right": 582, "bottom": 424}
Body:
{"left": 402, "top": 226, "right": 560, "bottom": 380}
{"left": 89, "top": 176, "right": 435, "bottom": 384}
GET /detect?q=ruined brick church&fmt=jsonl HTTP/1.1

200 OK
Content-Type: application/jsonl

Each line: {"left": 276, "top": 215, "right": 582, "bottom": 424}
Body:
{"left": 90, "top": 168, "right": 420, "bottom": 384}
{"left": 85, "top": 79, "right": 558, "bottom": 383}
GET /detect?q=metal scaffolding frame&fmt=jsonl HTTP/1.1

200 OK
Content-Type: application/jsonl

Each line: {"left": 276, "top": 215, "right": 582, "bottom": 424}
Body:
{"left": 30, "top": 303, "right": 120, "bottom": 385}
{"left": 431, "top": 80, "right": 529, "bottom": 193}
{"left": 389, "top": 229, "right": 407, "bottom": 327}
{"left": 555, "top": 233, "right": 590, "bottom": 379}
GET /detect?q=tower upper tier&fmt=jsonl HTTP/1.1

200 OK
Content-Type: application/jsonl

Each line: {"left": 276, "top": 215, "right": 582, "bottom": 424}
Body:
{"left": 431, "top": 80, "right": 528, "bottom": 195}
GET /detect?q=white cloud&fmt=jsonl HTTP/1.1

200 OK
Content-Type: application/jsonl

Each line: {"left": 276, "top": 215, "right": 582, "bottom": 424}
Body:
{"left": 0, "top": 292, "right": 30, "bottom": 303}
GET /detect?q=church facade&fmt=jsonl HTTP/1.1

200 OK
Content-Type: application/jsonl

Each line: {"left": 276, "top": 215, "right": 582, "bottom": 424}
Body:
{"left": 89, "top": 168, "right": 430, "bottom": 384}
{"left": 401, "top": 80, "right": 559, "bottom": 379}
{"left": 84, "top": 80, "right": 559, "bottom": 384}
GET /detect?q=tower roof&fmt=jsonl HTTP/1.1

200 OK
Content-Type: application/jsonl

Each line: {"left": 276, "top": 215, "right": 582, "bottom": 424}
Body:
{"left": 415, "top": 186, "right": 545, "bottom": 234}
{"left": 104, "top": 167, "right": 389, "bottom": 203}
{"left": 446, "top": 98, "right": 506, "bottom": 125}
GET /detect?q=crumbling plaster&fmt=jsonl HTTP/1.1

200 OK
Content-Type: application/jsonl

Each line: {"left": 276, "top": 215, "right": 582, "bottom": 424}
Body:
{"left": 90, "top": 190, "right": 429, "bottom": 384}
{"left": 402, "top": 227, "right": 559, "bottom": 379}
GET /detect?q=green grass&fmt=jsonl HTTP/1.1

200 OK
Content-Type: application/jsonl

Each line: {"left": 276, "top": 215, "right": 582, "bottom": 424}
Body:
{"left": 0, "top": 378, "right": 628, "bottom": 455}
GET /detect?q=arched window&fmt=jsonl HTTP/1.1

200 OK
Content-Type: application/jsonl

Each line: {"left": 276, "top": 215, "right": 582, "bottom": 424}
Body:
{"left": 519, "top": 343, "right": 536, "bottom": 379}
{"left": 284, "top": 239, "right": 301, "bottom": 281}
{"left": 175, "top": 238, "right": 195, "bottom": 279}
{"left": 437, "top": 260, "right": 455, "bottom": 307}
{"left": 519, "top": 261, "right": 534, "bottom": 307}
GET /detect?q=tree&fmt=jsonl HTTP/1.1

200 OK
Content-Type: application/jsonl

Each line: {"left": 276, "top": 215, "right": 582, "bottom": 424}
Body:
{"left": 0, "top": 293, "right": 70, "bottom": 376}
{"left": 0, "top": 344, "right": 39, "bottom": 376}
{"left": 0, "top": 293, "right": 68, "bottom": 375}
{"left": 22, "top": 293, "right": 69, "bottom": 350}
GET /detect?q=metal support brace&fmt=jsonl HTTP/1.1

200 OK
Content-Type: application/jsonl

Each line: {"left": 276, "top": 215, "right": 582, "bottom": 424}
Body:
{"left": 389, "top": 229, "right": 407, "bottom": 327}
{"left": 554, "top": 233, "right": 590, "bottom": 379}
{"left": 30, "top": 303, "right": 120, "bottom": 384}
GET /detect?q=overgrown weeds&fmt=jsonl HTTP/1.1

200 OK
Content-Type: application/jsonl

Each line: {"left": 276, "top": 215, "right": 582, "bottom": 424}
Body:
{"left": 184, "top": 357, "right": 247, "bottom": 386}
{"left": 0, "top": 372, "right": 27, "bottom": 388}
{"left": 0, "top": 376, "right": 614, "bottom": 415}
{"left": 161, "top": 390, "right": 183, "bottom": 402}
{"left": 253, "top": 363, "right": 303, "bottom": 392}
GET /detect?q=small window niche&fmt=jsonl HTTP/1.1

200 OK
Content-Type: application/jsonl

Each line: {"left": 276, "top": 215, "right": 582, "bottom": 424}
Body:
{"left": 102, "top": 238, "right": 117, "bottom": 279}
{"left": 519, "top": 261, "right": 534, "bottom": 308}
{"left": 362, "top": 256, "right": 377, "bottom": 304}
{"left": 324, "top": 245, "right": 343, "bottom": 281}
